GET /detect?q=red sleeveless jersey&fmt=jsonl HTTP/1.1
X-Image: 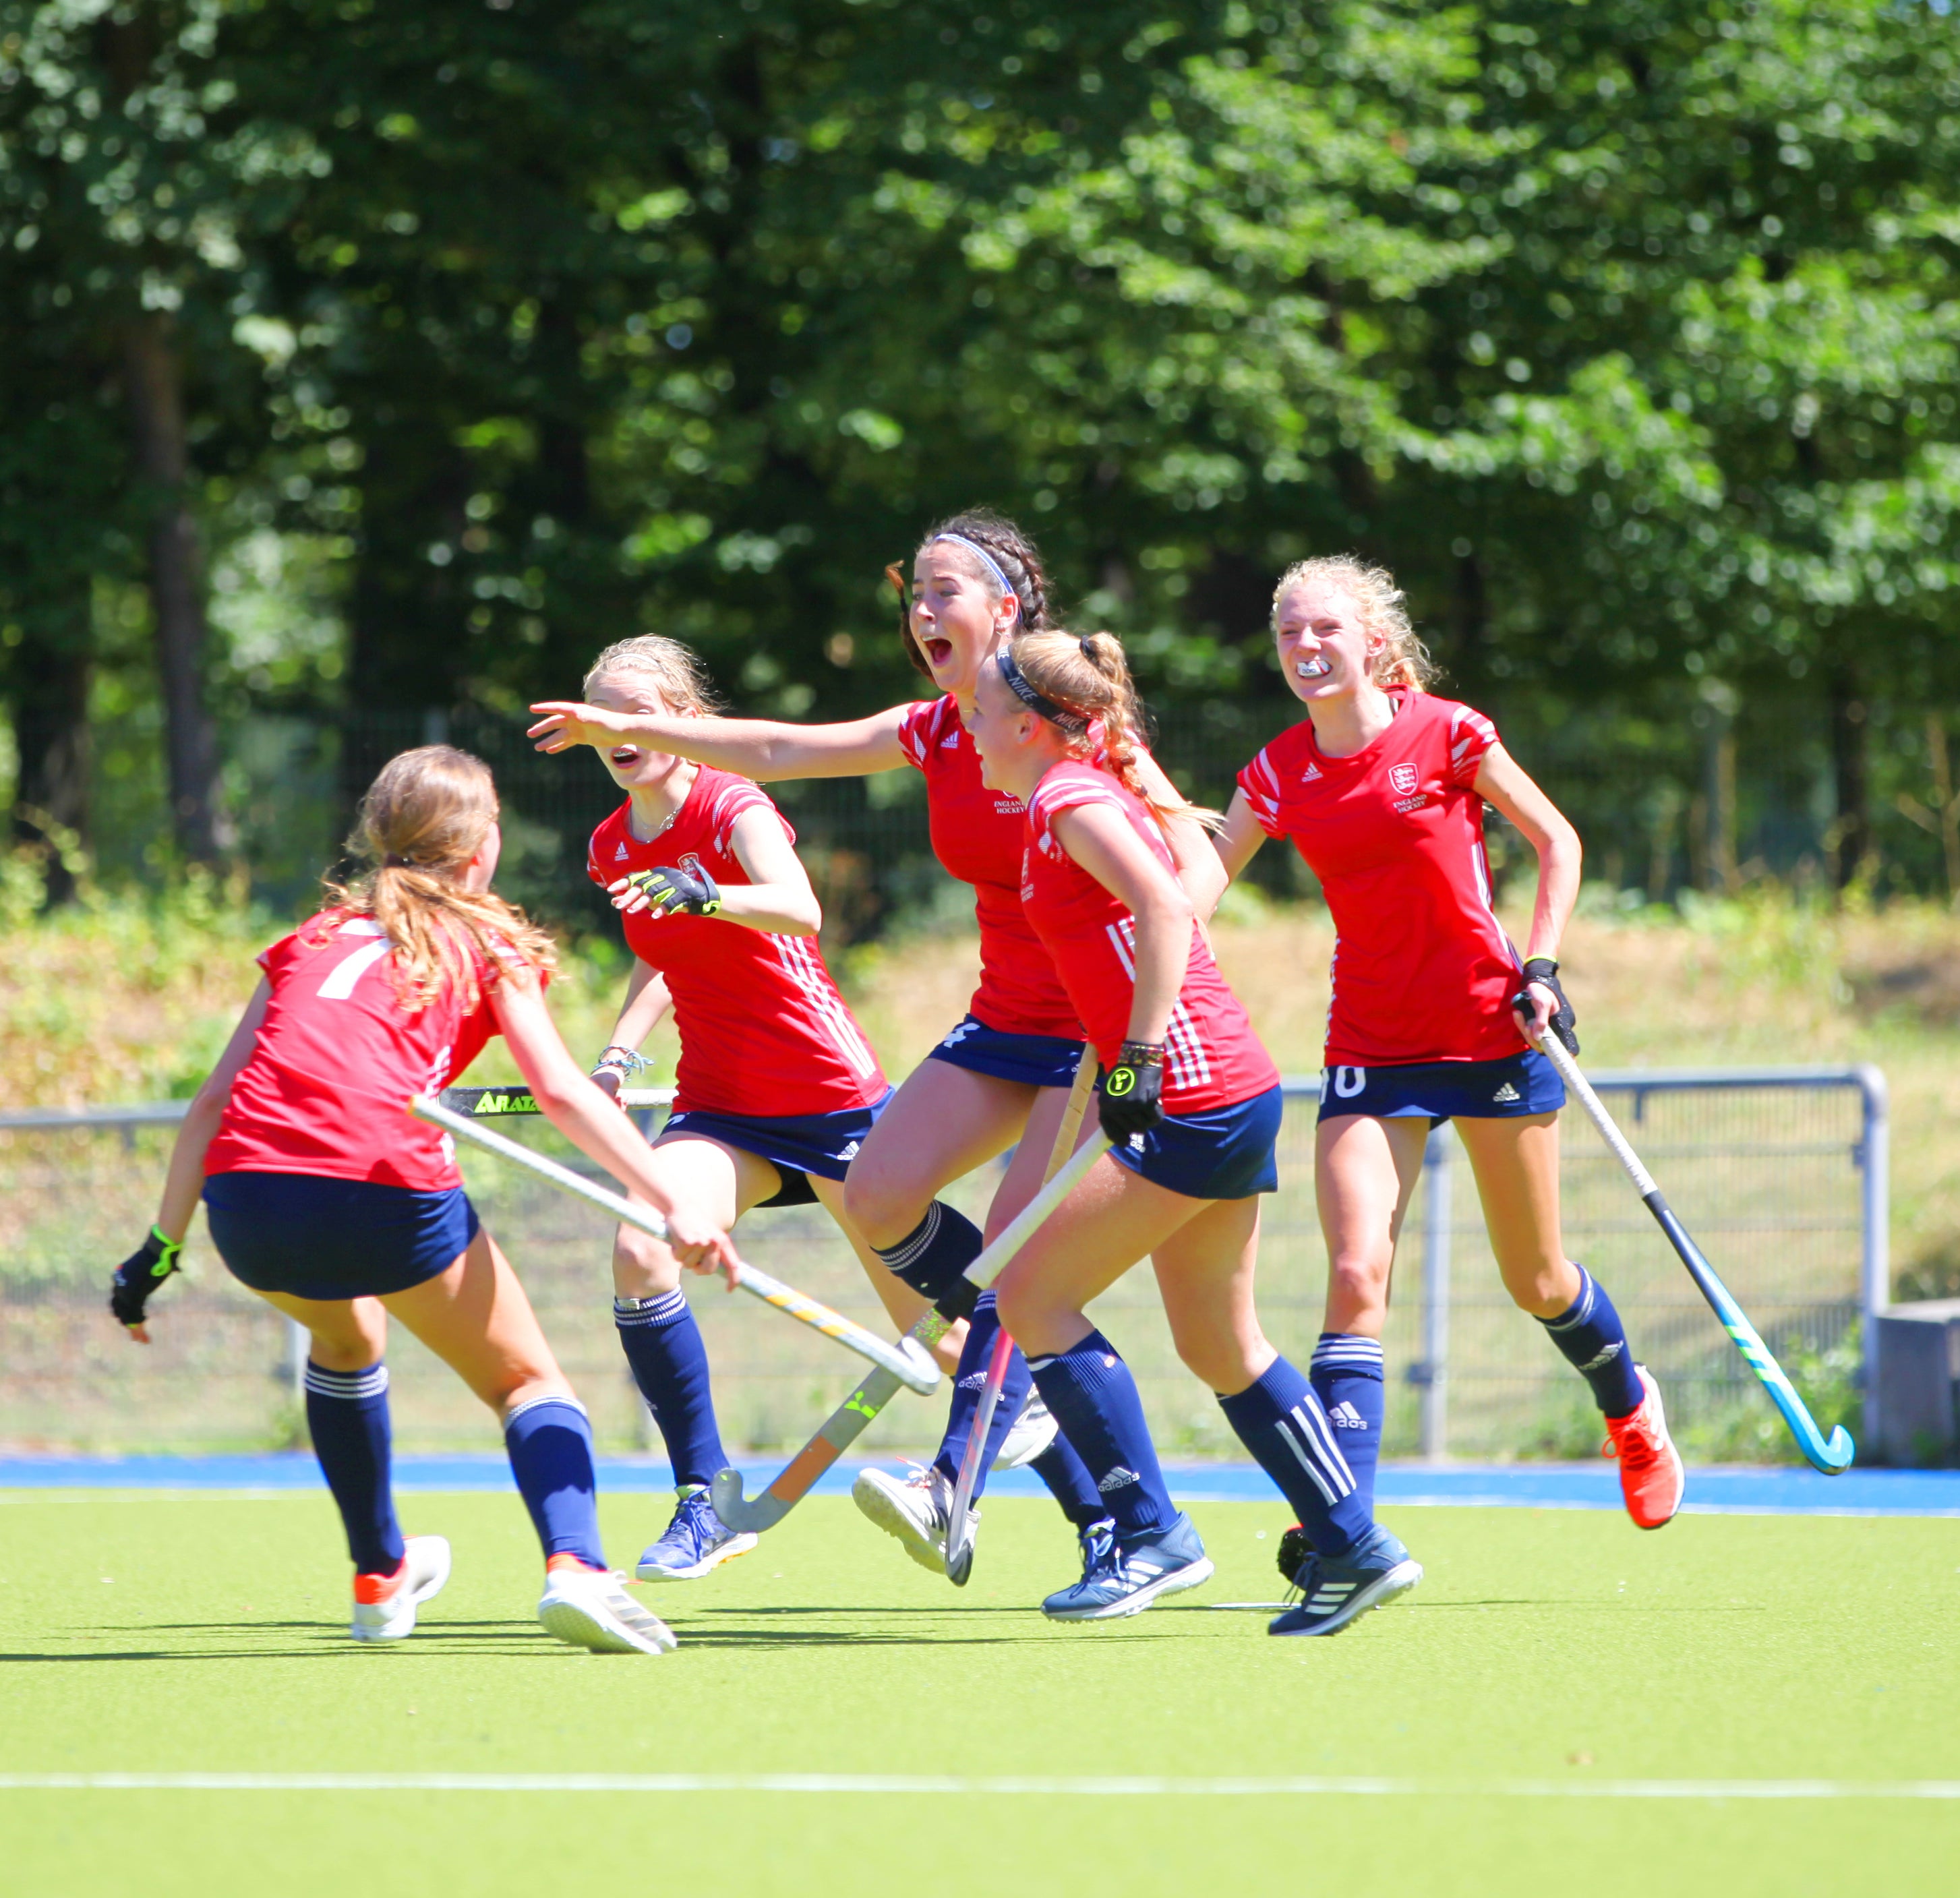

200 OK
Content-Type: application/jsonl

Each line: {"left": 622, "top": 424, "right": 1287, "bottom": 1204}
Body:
{"left": 1021, "top": 762, "right": 1278, "bottom": 1115}
{"left": 1237, "top": 690, "right": 1524, "bottom": 1066}
{"left": 206, "top": 912, "right": 512, "bottom": 1191}
{"left": 896, "top": 694, "right": 1083, "bottom": 1039}
{"left": 587, "top": 767, "right": 886, "bottom": 1118}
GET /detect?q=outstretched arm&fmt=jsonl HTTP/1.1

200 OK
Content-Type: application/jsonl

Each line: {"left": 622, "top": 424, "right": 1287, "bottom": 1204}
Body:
{"left": 529, "top": 702, "right": 912, "bottom": 783}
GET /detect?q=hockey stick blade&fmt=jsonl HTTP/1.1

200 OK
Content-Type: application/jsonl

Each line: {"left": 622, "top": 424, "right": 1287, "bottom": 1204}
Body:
{"left": 946, "top": 1047, "right": 1100, "bottom": 1584}
{"left": 409, "top": 1096, "right": 939, "bottom": 1396}
{"left": 711, "top": 1127, "right": 1116, "bottom": 1537}
{"left": 1532, "top": 1034, "right": 1853, "bottom": 1474}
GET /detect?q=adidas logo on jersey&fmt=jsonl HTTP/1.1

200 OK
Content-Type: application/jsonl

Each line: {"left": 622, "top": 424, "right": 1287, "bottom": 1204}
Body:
{"left": 1492, "top": 1081, "right": 1521, "bottom": 1103}
{"left": 1096, "top": 1466, "right": 1140, "bottom": 1493}
{"left": 615, "top": 843, "right": 629, "bottom": 861}
{"left": 1328, "top": 1401, "right": 1367, "bottom": 1429}
{"left": 1302, "top": 763, "right": 1323, "bottom": 783}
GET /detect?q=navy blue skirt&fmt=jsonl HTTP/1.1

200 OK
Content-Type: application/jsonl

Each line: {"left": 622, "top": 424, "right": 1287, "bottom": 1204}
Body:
{"left": 204, "top": 1171, "right": 479, "bottom": 1301}
{"left": 926, "top": 1015, "right": 1088, "bottom": 1092}
{"left": 659, "top": 1088, "right": 893, "bottom": 1208}
{"left": 1108, "top": 1084, "right": 1283, "bottom": 1202}
{"left": 1315, "top": 1048, "right": 1565, "bottom": 1126}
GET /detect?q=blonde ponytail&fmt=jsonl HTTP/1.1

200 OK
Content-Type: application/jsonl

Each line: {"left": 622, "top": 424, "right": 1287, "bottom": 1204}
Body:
{"left": 320, "top": 746, "right": 557, "bottom": 1013}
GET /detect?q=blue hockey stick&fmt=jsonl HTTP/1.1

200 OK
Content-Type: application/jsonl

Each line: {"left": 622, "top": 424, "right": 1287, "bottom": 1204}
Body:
{"left": 1535, "top": 1032, "right": 1853, "bottom": 1474}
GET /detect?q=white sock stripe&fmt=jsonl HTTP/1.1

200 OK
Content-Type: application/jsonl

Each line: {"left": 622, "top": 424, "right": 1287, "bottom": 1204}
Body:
{"left": 1546, "top": 1266, "right": 1596, "bottom": 1332}
{"left": 874, "top": 1202, "right": 941, "bottom": 1272}
{"left": 614, "top": 1291, "right": 688, "bottom": 1327}
{"left": 1273, "top": 1414, "right": 1340, "bottom": 1508}
{"left": 1312, "top": 1339, "right": 1384, "bottom": 1363}
{"left": 303, "top": 1363, "right": 388, "bottom": 1400}
{"left": 1290, "top": 1400, "right": 1357, "bottom": 1496}
{"left": 504, "top": 1394, "right": 589, "bottom": 1426}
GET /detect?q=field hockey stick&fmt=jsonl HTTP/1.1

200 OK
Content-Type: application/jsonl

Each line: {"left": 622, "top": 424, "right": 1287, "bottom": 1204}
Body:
{"left": 439, "top": 1084, "right": 675, "bottom": 1117}
{"left": 408, "top": 1096, "right": 940, "bottom": 1396}
{"left": 1531, "top": 1032, "right": 1855, "bottom": 1474}
{"left": 711, "top": 1126, "right": 1116, "bottom": 1533}
{"left": 945, "top": 1046, "right": 1099, "bottom": 1584}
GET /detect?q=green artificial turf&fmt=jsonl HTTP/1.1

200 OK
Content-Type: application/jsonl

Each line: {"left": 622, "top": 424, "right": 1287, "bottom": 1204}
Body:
{"left": 3, "top": 1491, "right": 1956, "bottom": 1895}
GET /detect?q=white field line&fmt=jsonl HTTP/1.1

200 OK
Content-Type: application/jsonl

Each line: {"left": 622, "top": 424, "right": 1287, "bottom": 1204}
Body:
{"left": 1, "top": 1773, "right": 1957, "bottom": 1800}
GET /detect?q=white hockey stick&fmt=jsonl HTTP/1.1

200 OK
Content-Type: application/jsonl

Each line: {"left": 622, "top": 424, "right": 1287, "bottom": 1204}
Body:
{"left": 409, "top": 1095, "right": 940, "bottom": 1396}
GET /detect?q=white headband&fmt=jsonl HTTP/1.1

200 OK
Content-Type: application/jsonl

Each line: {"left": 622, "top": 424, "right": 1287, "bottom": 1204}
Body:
{"left": 932, "top": 533, "right": 1020, "bottom": 617}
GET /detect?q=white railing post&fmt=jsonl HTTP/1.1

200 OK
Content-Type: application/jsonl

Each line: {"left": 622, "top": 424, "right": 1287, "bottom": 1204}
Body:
{"left": 1854, "top": 1064, "right": 1890, "bottom": 1452}
{"left": 1419, "top": 1124, "right": 1453, "bottom": 1462}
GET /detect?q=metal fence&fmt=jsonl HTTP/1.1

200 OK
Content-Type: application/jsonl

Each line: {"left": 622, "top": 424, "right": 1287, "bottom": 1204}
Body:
{"left": 0, "top": 1067, "right": 1884, "bottom": 1464}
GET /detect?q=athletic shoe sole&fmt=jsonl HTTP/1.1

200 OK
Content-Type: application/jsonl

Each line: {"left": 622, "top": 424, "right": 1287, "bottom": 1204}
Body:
{"left": 537, "top": 1580, "right": 676, "bottom": 1656}
{"left": 1042, "top": 1553, "right": 1216, "bottom": 1622}
{"left": 351, "top": 1535, "right": 452, "bottom": 1644}
{"left": 634, "top": 1531, "right": 759, "bottom": 1583}
{"left": 993, "top": 1398, "right": 1060, "bottom": 1473}
{"left": 1268, "top": 1558, "right": 1423, "bottom": 1637}
{"left": 852, "top": 1470, "right": 952, "bottom": 1574}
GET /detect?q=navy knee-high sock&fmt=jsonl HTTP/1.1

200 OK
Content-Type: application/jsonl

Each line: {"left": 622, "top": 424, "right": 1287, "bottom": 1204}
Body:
{"left": 1310, "top": 1333, "right": 1385, "bottom": 1514}
{"left": 503, "top": 1394, "right": 607, "bottom": 1569}
{"left": 1217, "top": 1358, "right": 1374, "bottom": 1560}
{"left": 615, "top": 1290, "right": 727, "bottom": 1491}
{"left": 871, "top": 1202, "right": 984, "bottom": 1319}
{"left": 305, "top": 1361, "right": 404, "bottom": 1576}
{"left": 1539, "top": 1265, "right": 1644, "bottom": 1418}
{"left": 1028, "top": 1435, "right": 1111, "bottom": 1531}
{"left": 1026, "top": 1331, "right": 1176, "bottom": 1539}
{"left": 932, "top": 1291, "right": 1030, "bottom": 1492}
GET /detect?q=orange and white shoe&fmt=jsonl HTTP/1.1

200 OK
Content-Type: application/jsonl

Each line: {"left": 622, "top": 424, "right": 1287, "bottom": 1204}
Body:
{"left": 351, "top": 1535, "right": 452, "bottom": 1642}
{"left": 1603, "top": 1367, "right": 1685, "bottom": 1529}
{"left": 537, "top": 1555, "right": 676, "bottom": 1655}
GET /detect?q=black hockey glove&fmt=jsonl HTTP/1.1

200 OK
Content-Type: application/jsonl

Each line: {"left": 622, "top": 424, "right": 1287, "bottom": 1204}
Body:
{"left": 620, "top": 863, "right": 721, "bottom": 919}
{"left": 1278, "top": 1523, "right": 1313, "bottom": 1587}
{"left": 1098, "top": 1042, "right": 1166, "bottom": 1142}
{"left": 111, "top": 1226, "right": 183, "bottom": 1330}
{"left": 1512, "top": 956, "right": 1578, "bottom": 1055}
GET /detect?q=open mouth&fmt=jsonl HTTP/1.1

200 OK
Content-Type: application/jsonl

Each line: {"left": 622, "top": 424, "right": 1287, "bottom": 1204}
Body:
{"left": 1295, "top": 656, "right": 1332, "bottom": 680}
{"left": 924, "top": 636, "right": 953, "bottom": 668}
{"left": 610, "top": 745, "right": 641, "bottom": 768}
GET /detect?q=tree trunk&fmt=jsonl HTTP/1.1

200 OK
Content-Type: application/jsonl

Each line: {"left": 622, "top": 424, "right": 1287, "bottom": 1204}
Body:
{"left": 123, "top": 310, "right": 221, "bottom": 864}
{"left": 1828, "top": 662, "right": 1871, "bottom": 890}
{"left": 9, "top": 585, "right": 94, "bottom": 906}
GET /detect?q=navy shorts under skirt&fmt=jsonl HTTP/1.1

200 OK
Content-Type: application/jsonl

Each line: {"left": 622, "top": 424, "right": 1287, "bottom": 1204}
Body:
{"left": 658, "top": 1088, "right": 893, "bottom": 1209}
{"left": 1108, "top": 1084, "right": 1283, "bottom": 1202}
{"left": 204, "top": 1170, "right": 480, "bottom": 1301}
{"left": 1315, "top": 1048, "right": 1566, "bottom": 1127}
{"left": 926, "top": 1015, "right": 1088, "bottom": 1092}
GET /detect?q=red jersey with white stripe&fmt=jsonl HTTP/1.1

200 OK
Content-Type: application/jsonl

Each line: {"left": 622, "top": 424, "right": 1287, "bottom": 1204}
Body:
{"left": 206, "top": 912, "right": 511, "bottom": 1191}
{"left": 896, "top": 694, "right": 1083, "bottom": 1040}
{"left": 1021, "top": 762, "right": 1278, "bottom": 1114}
{"left": 1237, "top": 690, "right": 1524, "bottom": 1066}
{"left": 587, "top": 767, "right": 886, "bottom": 1118}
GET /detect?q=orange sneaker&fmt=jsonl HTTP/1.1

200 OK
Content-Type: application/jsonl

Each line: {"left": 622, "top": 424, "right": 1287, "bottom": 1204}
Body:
{"left": 1603, "top": 1367, "right": 1684, "bottom": 1529}
{"left": 351, "top": 1535, "right": 452, "bottom": 1642}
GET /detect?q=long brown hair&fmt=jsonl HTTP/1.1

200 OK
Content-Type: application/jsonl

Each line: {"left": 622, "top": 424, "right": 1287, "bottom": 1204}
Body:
{"left": 885, "top": 509, "right": 1056, "bottom": 678}
{"left": 1270, "top": 555, "right": 1437, "bottom": 690}
{"left": 1005, "top": 629, "right": 1214, "bottom": 831}
{"left": 321, "top": 746, "right": 556, "bottom": 1013}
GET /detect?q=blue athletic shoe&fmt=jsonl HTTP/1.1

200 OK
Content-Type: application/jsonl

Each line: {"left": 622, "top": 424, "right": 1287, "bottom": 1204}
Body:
{"left": 1040, "top": 1511, "right": 1214, "bottom": 1621}
{"left": 1267, "top": 1524, "right": 1421, "bottom": 1636}
{"left": 634, "top": 1489, "right": 759, "bottom": 1583}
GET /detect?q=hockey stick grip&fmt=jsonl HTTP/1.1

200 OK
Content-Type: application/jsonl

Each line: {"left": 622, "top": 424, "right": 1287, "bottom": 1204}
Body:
{"left": 409, "top": 1096, "right": 940, "bottom": 1395}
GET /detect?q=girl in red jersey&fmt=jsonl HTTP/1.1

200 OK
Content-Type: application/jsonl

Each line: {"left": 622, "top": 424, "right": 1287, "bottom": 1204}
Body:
{"left": 1210, "top": 556, "right": 1684, "bottom": 1616}
{"left": 109, "top": 747, "right": 734, "bottom": 1655}
{"left": 531, "top": 514, "right": 1219, "bottom": 1582}
{"left": 960, "top": 628, "right": 1415, "bottom": 1627}
{"left": 557, "top": 636, "right": 914, "bottom": 1585}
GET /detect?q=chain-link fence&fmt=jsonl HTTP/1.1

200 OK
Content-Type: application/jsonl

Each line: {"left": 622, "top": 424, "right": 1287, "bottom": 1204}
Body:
{"left": 0, "top": 1070, "right": 1880, "bottom": 1464}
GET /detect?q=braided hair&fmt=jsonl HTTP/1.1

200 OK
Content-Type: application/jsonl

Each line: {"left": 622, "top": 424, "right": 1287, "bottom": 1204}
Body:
{"left": 885, "top": 509, "right": 1055, "bottom": 678}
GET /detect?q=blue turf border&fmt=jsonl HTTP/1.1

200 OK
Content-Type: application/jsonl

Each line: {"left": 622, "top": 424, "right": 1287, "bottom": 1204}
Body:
{"left": 3, "top": 1455, "right": 1957, "bottom": 1516}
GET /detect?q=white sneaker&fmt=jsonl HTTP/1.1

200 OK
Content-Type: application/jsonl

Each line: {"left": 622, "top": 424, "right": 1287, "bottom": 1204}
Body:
{"left": 993, "top": 1390, "right": 1059, "bottom": 1471}
{"left": 537, "top": 1562, "right": 677, "bottom": 1655}
{"left": 351, "top": 1535, "right": 452, "bottom": 1643}
{"left": 852, "top": 1463, "right": 963, "bottom": 1573}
